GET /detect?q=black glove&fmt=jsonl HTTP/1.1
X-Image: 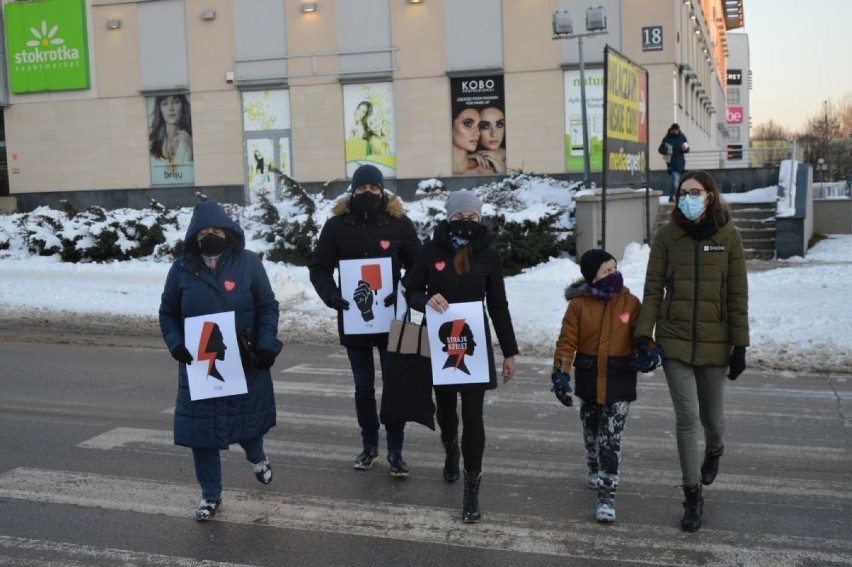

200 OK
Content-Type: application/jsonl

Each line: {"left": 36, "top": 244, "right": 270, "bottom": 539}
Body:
{"left": 550, "top": 371, "right": 573, "bottom": 407}
{"left": 328, "top": 294, "right": 350, "bottom": 311}
{"left": 170, "top": 345, "right": 193, "bottom": 364}
{"left": 631, "top": 340, "right": 664, "bottom": 373}
{"left": 728, "top": 346, "right": 746, "bottom": 380}
{"left": 383, "top": 292, "right": 397, "bottom": 308}
{"left": 352, "top": 280, "right": 375, "bottom": 321}
{"left": 254, "top": 349, "right": 277, "bottom": 370}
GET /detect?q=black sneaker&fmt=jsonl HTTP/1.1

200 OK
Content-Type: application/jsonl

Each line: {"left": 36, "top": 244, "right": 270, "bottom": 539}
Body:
{"left": 252, "top": 455, "right": 272, "bottom": 485}
{"left": 352, "top": 447, "right": 379, "bottom": 470}
{"left": 195, "top": 498, "right": 221, "bottom": 521}
{"left": 387, "top": 452, "right": 409, "bottom": 478}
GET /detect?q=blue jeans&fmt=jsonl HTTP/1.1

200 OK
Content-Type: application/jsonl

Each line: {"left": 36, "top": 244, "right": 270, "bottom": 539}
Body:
{"left": 669, "top": 170, "right": 682, "bottom": 199}
{"left": 346, "top": 345, "right": 404, "bottom": 454}
{"left": 192, "top": 434, "right": 265, "bottom": 501}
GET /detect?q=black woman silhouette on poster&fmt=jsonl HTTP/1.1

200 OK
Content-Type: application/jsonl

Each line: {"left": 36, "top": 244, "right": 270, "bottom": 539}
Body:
{"left": 438, "top": 319, "right": 477, "bottom": 375}
{"left": 197, "top": 321, "right": 227, "bottom": 382}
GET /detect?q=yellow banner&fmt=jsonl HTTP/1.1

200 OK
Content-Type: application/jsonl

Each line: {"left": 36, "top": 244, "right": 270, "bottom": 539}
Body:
{"left": 606, "top": 54, "right": 640, "bottom": 142}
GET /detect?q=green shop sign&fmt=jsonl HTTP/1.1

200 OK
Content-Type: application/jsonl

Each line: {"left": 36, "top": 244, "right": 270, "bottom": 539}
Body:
{"left": 4, "top": 0, "right": 90, "bottom": 93}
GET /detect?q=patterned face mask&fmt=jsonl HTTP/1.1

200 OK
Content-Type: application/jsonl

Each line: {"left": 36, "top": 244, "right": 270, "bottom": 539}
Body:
{"left": 590, "top": 271, "right": 623, "bottom": 300}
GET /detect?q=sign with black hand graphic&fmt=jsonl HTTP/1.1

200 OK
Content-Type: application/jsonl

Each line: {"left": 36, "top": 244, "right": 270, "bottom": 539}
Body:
{"left": 339, "top": 258, "right": 394, "bottom": 335}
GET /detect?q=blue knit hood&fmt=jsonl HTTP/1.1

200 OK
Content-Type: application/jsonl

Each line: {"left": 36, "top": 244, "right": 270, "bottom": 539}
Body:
{"left": 184, "top": 201, "right": 245, "bottom": 254}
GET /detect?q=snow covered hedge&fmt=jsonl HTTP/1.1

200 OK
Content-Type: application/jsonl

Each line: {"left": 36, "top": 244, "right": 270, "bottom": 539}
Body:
{"left": 0, "top": 173, "right": 579, "bottom": 273}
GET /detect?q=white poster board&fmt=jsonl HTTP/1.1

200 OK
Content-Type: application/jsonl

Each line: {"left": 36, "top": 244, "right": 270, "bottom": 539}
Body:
{"left": 426, "top": 301, "right": 489, "bottom": 386}
{"left": 339, "top": 257, "right": 394, "bottom": 334}
{"left": 184, "top": 311, "right": 248, "bottom": 401}
{"left": 394, "top": 281, "right": 408, "bottom": 321}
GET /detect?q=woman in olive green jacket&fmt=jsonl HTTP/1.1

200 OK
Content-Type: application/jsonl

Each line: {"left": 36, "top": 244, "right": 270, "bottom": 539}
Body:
{"left": 634, "top": 170, "right": 749, "bottom": 533}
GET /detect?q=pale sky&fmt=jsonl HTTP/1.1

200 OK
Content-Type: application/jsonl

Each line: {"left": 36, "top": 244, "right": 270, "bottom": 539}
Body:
{"left": 736, "top": 0, "right": 852, "bottom": 133}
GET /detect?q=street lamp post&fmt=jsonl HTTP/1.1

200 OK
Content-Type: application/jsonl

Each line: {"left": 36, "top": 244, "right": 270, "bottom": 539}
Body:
{"left": 553, "top": 7, "right": 608, "bottom": 188}
{"left": 823, "top": 100, "right": 829, "bottom": 165}
{"left": 817, "top": 158, "right": 825, "bottom": 184}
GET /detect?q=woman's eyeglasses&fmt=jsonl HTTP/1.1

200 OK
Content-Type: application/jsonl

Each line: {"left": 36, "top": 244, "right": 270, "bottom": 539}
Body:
{"left": 678, "top": 187, "right": 706, "bottom": 198}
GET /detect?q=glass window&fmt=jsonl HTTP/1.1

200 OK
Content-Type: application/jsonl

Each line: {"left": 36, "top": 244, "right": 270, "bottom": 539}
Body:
{"left": 728, "top": 88, "right": 740, "bottom": 104}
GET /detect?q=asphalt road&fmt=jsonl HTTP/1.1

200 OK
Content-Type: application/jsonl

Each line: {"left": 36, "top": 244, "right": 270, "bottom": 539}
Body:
{"left": 0, "top": 335, "right": 850, "bottom": 566}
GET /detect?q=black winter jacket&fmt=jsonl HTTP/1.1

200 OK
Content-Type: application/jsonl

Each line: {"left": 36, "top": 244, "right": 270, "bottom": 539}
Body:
{"left": 309, "top": 193, "right": 421, "bottom": 348}
{"left": 405, "top": 222, "right": 519, "bottom": 391}
{"left": 658, "top": 131, "right": 689, "bottom": 173}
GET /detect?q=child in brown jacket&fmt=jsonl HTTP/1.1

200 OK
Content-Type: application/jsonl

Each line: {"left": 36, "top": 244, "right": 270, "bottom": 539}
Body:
{"left": 551, "top": 249, "right": 660, "bottom": 523}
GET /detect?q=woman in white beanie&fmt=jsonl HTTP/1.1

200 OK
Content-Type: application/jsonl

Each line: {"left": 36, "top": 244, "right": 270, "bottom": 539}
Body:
{"left": 405, "top": 189, "right": 518, "bottom": 524}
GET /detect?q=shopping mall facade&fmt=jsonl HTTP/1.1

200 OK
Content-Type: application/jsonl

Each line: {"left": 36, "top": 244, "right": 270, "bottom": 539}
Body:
{"left": 0, "top": 0, "right": 746, "bottom": 210}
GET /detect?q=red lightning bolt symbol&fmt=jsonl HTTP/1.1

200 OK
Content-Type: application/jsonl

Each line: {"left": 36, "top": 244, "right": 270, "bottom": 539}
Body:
{"left": 447, "top": 319, "right": 467, "bottom": 369}
{"left": 197, "top": 321, "right": 217, "bottom": 377}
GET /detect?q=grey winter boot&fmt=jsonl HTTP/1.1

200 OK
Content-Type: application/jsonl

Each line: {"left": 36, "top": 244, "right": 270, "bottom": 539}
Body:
{"left": 596, "top": 489, "right": 616, "bottom": 523}
{"left": 462, "top": 470, "right": 482, "bottom": 523}
{"left": 681, "top": 484, "right": 704, "bottom": 532}
{"left": 442, "top": 438, "right": 460, "bottom": 484}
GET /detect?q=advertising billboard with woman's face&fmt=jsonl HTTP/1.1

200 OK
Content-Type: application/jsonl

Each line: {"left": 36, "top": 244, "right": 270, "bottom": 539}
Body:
{"left": 148, "top": 94, "right": 194, "bottom": 186}
{"left": 343, "top": 83, "right": 396, "bottom": 178}
{"left": 450, "top": 75, "right": 506, "bottom": 175}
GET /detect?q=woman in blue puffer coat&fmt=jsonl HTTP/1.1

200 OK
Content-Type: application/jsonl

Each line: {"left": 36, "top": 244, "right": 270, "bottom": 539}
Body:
{"left": 159, "top": 201, "right": 281, "bottom": 521}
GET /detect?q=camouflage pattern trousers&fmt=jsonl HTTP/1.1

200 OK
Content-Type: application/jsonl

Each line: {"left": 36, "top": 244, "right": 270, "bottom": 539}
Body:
{"left": 580, "top": 400, "right": 630, "bottom": 492}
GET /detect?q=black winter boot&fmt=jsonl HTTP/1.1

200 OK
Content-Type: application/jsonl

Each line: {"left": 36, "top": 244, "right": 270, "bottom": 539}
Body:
{"left": 462, "top": 470, "right": 482, "bottom": 523}
{"left": 701, "top": 446, "right": 724, "bottom": 485}
{"left": 681, "top": 484, "right": 704, "bottom": 532}
{"left": 442, "top": 439, "right": 460, "bottom": 484}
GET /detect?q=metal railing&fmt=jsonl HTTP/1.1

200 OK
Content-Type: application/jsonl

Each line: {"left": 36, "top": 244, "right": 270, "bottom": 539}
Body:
{"left": 663, "top": 146, "right": 796, "bottom": 170}
{"left": 813, "top": 182, "right": 852, "bottom": 199}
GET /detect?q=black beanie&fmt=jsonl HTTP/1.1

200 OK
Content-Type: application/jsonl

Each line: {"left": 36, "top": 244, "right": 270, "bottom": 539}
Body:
{"left": 579, "top": 249, "right": 616, "bottom": 283}
{"left": 351, "top": 164, "right": 384, "bottom": 191}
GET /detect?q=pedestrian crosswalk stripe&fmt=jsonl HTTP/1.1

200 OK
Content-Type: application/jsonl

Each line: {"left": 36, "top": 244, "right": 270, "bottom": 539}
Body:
{"left": 76, "top": 428, "right": 852, "bottom": 502}
{"left": 0, "top": 535, "right": 254, "bottom": 567}
{"left": 0, "top": 468, "right": 849, "bottom": 566}
{"left": 274, "top": 370, "right": 845, "bottom": 422}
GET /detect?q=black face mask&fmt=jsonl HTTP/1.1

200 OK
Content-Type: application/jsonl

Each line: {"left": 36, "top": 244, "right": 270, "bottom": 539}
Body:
{"left": 353, "top": 192, "right": 381, "bottom": 212}
{"left": 449, "top": 219, "right": 478, "bottom": 240}
{"left": 198, "top": 234, "right": 229, "bottom": 256}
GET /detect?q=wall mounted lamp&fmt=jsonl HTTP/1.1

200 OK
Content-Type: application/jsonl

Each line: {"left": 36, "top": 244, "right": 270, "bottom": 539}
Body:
{"left": 301, "top": 2, "right": 318, "bottom": 12}
{"left": 106, "top": 19, "right": 121, "bottom": 30}
{"left": 408, "top": 0, "right": 424, "bottom": 3}
{"left": 200, "top": 10, "right": 216, "bottom": 21}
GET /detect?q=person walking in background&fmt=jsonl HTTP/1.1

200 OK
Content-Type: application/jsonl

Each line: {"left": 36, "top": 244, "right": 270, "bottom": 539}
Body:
{"left": 405, "top": 190, "right": 518, "bottom": 524}
{"left": 634, "top": 170, "right": 749, "bottom": 532}
{"left": 159, "top": 201, "right": 281, "bottom": 521}
{"left": 309, "top": 164, "right": 421, "bottom": 477}
{"left": 658, "top": 123, "right": 689, "bottom": 202}
{"left": 551, "top": 249, "right": 657, "bottom": 523}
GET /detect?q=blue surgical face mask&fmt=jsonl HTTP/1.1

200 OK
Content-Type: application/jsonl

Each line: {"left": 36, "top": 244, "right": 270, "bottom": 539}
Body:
{"left": 678, "top": 195, "right": 706, "bottom": 221}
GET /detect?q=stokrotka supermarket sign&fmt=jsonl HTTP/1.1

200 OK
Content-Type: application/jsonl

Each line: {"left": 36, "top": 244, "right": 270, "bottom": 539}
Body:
{"left": 4, "top": 0, "right": 90, "bottom": 93}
